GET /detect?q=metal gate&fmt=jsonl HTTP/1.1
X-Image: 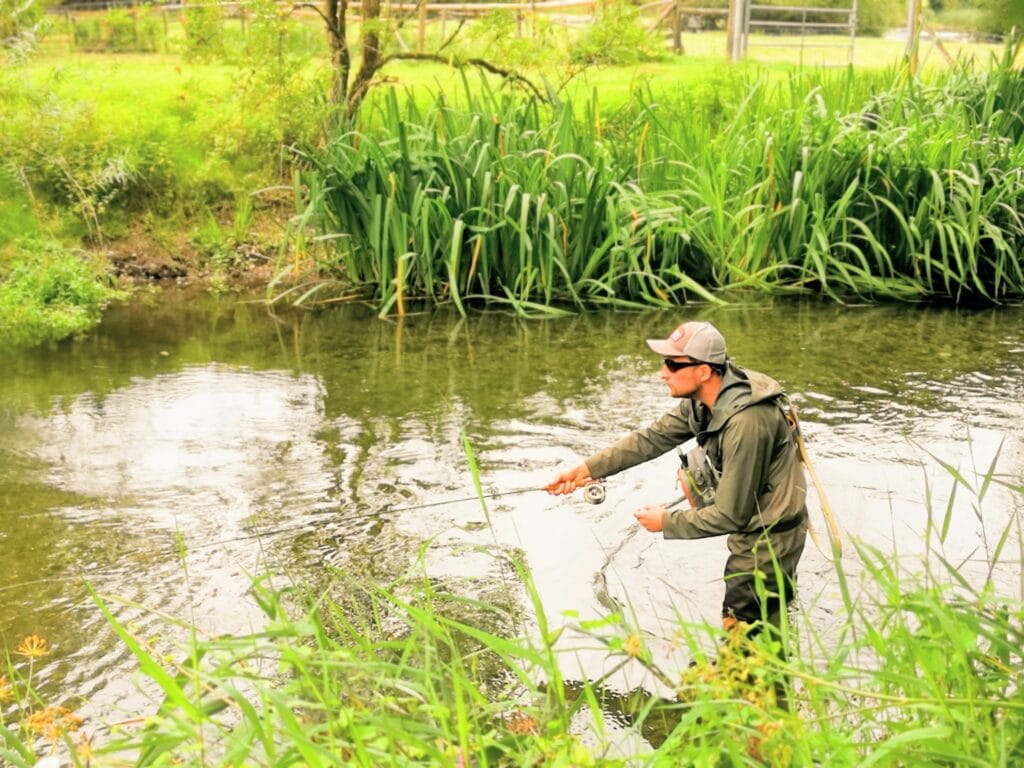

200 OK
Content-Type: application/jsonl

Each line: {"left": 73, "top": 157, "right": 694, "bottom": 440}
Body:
{"left": 728, "top": 0, "right": 858, "bottom": 65}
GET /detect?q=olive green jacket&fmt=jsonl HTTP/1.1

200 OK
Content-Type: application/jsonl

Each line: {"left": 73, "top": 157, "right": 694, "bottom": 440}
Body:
{"left": 585, "top": 364, "right": 807, "bottom": 539}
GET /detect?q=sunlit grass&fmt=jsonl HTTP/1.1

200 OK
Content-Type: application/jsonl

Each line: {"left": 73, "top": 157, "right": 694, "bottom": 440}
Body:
{"left": 283, "top": 37, "right": 1024, "bottom": 315}
{"left": 2, "top": 441, "right": 1021, "bottom": 766}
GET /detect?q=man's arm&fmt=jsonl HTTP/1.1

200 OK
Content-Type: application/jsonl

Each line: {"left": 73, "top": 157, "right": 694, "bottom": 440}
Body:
{"left": 586, "top": 405, "right": 694, "bottom": 479}
{"left": 661, "top": 407, "right": 774, "bottom": 539}
{"left": 546, "top": 405, "right": 694, "bottom": 495}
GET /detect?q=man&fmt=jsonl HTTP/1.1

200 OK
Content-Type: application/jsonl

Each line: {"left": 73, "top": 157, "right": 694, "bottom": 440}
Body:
{"left": 545, "top": 321, "right": 807, "bottom": 634}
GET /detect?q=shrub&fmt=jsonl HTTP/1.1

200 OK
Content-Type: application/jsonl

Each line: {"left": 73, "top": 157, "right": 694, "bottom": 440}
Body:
{"left": 181, "top": 0, "right": 226, "bottom": 62}
{"left": 1, "top": 0, "right": 49, "bottom": 62}
{"left": 570, "top": 0, "right": 665, "bottom": 66}
{"left": 0, "top": 240, "right": 126, "bottom": 347}
{"left": 71, "top": 6, "right": 161, "bottom": 53}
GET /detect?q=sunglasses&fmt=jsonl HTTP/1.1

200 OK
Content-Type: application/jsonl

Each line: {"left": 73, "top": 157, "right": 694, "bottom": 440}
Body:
{"left": 662, "top": 358, "right": 706, "bottom": 373}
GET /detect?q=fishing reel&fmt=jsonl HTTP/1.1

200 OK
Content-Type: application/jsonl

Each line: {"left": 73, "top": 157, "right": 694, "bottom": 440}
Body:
{"left": 582, "top": 481, "right": 607, "bottom": 505}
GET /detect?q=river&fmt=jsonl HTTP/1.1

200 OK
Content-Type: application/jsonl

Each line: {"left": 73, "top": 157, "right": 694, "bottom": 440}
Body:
{"left": 1, "top": 293, "right": 1022, "bottom": 729}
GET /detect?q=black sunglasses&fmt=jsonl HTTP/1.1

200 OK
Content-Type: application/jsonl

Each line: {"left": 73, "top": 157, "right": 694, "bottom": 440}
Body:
{"left": 662, "top": 358, "right": 706, "bottom": 373}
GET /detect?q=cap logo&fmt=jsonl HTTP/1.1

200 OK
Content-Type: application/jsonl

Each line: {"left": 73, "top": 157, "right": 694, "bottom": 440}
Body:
{"left": 669, "top": 327, "right": 686, "bottom": 343}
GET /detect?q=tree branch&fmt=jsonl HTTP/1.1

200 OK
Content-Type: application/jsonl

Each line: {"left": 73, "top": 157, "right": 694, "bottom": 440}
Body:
{"left": 381, "top": 52, "right": 546, "bottom": 101}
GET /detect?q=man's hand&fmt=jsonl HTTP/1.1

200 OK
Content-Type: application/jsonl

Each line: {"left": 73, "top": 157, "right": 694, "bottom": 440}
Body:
{"left": 633, "top": 504, "right": 665, "bottom": 533}
{"left": 544, "top": 463, "right": 593, "bottom": 495}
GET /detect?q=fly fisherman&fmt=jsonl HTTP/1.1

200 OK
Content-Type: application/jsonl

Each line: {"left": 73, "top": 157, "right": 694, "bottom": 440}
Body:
{"left": 545, "top": 321, "right": 808, "bottom": 637}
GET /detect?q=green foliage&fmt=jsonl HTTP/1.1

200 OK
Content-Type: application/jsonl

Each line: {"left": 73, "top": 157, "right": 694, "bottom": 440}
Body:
{"left": 459, "top": 10, "right": 568, "bottom": 71}
{"left": 71, "top": 6, "right": 161, "bottom": 53}
{"left": 570, "top": 0, "right": 665, "bottom": 66}
{"left": 0, "top": 0, "right": 48, "bottom": 62}
{"left": 287, "top": 38, "right": 1024, "bottom": 315}
{"left": 3, "top": 448, "right": 1020, "bottom": 766}
{"left": 977, "top": 0, "right": 1024, "bottom": 35}
{"left": 181, "top": 0, "right": 227, "bottom": 62}
{"left": 852, "top": 0, "right": 905, "bottom": 36}
{"left": 223, "top": 0, "right": 328, "bottom": 152}
{"left": 0, "top": 240, "right": 126, "bottom": 347}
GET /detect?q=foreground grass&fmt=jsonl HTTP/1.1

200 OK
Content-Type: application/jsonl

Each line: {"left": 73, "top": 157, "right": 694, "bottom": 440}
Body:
{"left": 1, "top": 445, "right": 1022, "bottom": 766}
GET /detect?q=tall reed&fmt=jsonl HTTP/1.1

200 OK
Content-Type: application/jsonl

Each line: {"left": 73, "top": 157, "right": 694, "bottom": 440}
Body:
{"left": 280, "top": 37, "right": 1024, "bottom": 315}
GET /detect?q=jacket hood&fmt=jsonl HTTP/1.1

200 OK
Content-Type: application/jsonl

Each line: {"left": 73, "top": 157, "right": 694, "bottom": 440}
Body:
{"left": 704, "top": 363, "right": 785, "bottom": 433}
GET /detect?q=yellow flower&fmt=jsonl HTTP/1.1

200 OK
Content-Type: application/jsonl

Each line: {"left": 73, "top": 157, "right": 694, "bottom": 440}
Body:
{"left": 15, "top": 635, "right": 49, "bottom": 659}
{"left": 0, "top": 675, "right": 12, "bottom": 702}
{"left": 505, "top": 709, "right": 540, "bottom": 735}
{"left": 77, "top": 731, "right": 95, "bottom": 763}
{"left": 24, "top": 706, "right": 83, "bottom": 743}
{"left": 623, "top": 633, "right": 644, "bottom": 658}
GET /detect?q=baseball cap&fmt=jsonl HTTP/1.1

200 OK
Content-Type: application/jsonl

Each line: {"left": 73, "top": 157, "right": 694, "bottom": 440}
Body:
{"left": 646, "top": 321, "right": 727, "bottom": 365}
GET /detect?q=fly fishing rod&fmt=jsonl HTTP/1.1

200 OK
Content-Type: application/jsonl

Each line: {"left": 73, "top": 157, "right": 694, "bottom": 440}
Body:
{"left": 0, "top": 481, "right": 609, "bottom": 594}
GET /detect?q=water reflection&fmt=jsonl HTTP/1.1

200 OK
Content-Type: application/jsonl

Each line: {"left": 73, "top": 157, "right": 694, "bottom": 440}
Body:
{"left": 0, "top": 293, "right": 1022, "bottom": 720}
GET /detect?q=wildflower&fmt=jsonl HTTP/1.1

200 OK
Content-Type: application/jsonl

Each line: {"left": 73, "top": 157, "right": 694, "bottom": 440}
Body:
{"left": 623, "top": 633, "right": 643, "bottom": 658}
{"left": 24, "top": 706, "right": 84, "bottom": 743}
{"left": 77, "top": 731, "right": 95, "bottom": 763}
{"left": 0, "top": 675, "right": 13, "bottom": 702}
{"left": 15, "top": 635, "right": 49, "bottom": 659}
{"left": 505, "top": 709, "right": 540, "bottom": 735}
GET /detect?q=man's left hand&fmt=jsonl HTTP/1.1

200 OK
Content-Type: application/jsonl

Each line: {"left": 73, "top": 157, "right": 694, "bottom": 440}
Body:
{"left": 633, "top": 504, "right": 665, "bottom": 533}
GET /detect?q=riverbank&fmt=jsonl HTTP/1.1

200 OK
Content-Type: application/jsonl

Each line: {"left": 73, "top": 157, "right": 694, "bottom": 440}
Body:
{"left": 3, "top": 33, "right": 1022, "bottom": 346}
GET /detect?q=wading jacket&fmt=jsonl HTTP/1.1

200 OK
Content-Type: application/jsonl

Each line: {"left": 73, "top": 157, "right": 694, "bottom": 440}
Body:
{"left": 585, "top": 363, "right": 807, "bottom": 540}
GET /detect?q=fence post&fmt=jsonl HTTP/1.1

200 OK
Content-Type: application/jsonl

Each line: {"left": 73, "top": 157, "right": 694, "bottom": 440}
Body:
{"left": 671, "top": 0, "right": 681, "bottom": 53}
{"left": 725, "top": 0, "right": 735, "bottom": 60}
{"left": 417, "top": 0, "right": 426, "bottom": 52}
{"left": 905, "top": 0, "right": 922, "bottom": 76}
{"left": 726, "top": 0, "right": 744, "bottom": 61}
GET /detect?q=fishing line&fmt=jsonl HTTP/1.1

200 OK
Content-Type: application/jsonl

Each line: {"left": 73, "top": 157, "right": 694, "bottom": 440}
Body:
{"left": 0, "top": 484, "right": 590, "bottom": 595}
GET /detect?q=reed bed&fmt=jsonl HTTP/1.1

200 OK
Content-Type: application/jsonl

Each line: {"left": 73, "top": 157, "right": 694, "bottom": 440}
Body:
{"left": 2, "top": 443, "right": 1022, "bottom": 766}
{"left": 277, "top": 38, "right": 1024, "bottom": 315}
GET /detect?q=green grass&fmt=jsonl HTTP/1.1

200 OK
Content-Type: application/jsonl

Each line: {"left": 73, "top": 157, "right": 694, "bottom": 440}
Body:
{"left": 1, "top": 15, "right": 1019, "bottom": 340}
{"left": 283, "top": 37, "right": 1024, "bottom": 315}
{"left": 1, "top": 441, "right": 1021, "bottom": 766}
{"left": 0, "top": 239, "right": 127, "bottom": 347}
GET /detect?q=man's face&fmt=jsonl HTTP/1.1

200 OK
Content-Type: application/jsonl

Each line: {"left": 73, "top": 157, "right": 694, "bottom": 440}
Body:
{"left": 660, "top": 357, "right": 707, "bottom": 399}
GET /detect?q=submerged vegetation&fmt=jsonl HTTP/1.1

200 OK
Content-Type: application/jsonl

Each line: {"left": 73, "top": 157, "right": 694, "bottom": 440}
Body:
{"left": 1, "top": 447, "right": 1022, "bottom": 766}
{"left": 283, "top": 37, "right": 1024, "bottom": 315}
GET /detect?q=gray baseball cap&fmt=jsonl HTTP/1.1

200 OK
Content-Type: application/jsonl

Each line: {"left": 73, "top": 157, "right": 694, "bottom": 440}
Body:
{"left": 646, "top": 321, "right": 727, "bottom": 364}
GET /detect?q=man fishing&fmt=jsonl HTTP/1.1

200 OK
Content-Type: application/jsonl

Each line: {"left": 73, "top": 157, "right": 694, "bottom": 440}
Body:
{"left": 545, "top": 320, "right": 808, "bottom": 636}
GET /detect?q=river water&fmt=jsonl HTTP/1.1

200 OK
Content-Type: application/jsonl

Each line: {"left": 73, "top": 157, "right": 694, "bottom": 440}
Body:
{"left": 2, "top": 293, "right": 1022, "bottom": 728}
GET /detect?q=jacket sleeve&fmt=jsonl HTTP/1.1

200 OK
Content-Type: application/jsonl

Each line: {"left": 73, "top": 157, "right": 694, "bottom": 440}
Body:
{"left": 662, "top": 406, "right": 774, "bottom": 539}
{"left": 584, "top": 405, "right": 694, "bottom": 480}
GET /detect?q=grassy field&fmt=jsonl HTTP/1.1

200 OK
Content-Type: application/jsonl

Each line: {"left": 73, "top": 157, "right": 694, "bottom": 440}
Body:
{"left": 0, "top": 16, "right": 1018, "bottom": 342}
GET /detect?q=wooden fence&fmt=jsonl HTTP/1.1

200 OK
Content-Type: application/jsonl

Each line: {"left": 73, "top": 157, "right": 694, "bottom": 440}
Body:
{"left": 52, "top": 0, "right": 733, "bottom": 56}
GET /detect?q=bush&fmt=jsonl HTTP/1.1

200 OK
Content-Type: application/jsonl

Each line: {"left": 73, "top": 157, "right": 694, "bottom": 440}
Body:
{"left": 71, "top": 6, "right": 161, "bottom": 53}
{"left": 570, "top": 0, "right": 665, "bottom": 66}
{"left": 0, "top": 240, "right": 126, "bottom": 347}
{"left": 459, "top": 10, "right": 568, "bottom": 71}
{"left": 1, "top": 0, "right": 49, "bottom": 62}
{"left": 181, "top": 0, "right": 227, "bottom": 62}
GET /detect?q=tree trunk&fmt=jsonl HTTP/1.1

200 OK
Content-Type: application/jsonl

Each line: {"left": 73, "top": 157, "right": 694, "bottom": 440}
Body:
{"left": 346, "top": 0, "right": 382, "bottom": 118}
{"left": 325, "top": 0, "right": 350, "bottom": 104}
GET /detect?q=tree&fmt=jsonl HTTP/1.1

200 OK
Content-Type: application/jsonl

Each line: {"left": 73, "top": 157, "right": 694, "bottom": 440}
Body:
{"left": 979, "top": 0, "right": 1024, "bottom": 34}
{"left": 317, "top": 0, "right": 544, "bottom": 120}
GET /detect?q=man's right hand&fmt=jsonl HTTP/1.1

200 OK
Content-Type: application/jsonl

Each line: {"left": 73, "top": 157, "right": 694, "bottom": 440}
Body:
{"left": 544, "top": 462, "right": 593, "bottom": 495}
